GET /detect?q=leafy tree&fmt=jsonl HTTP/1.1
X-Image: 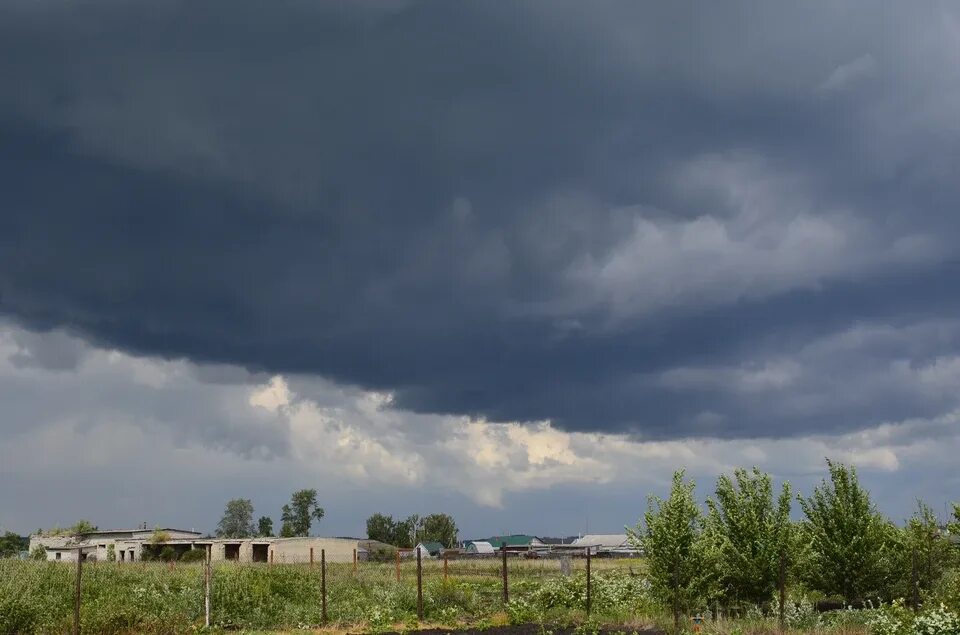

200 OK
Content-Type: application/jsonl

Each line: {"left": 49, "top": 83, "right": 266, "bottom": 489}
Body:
{"left": 106, "top": 544, "right": 116, "bottom": 562}
{"left": 898, "top": 500, "right": 954, "bottom": 596}
{"left": 950, "top": 503, "right": 960, "bottom": 535}
{"left": 420, "top": 513, "right": 458, "bottom": 548}
{"left": 704, "top": 467, "right": 792, "bottom": 605}
{"left": 798, "top": 459, "right": 897, "bottom": 602}
{"left": 30, "top": 545, "right": 47, "bottom": 560}
{"left": 257, "top": 516, "right": 274, "bottom": 537}
{"left": 280, "top": 489, "right": 324, "bottom": 537}
{"left": 217, "top": 498, "right": 256, "bottom": 538}
{"left": 0, "top": 531, "right": 24, "bottom": 558}
{"left": 366, "top": 513, "right": 398, "bottom": 544}
{"left": 629, "top": 470, "right": 714, "bottom": 621}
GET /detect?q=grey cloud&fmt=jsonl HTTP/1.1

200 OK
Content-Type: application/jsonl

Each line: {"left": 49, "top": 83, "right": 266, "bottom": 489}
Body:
{"left": 1, "top": 1, "right": 960, "bottom": 440}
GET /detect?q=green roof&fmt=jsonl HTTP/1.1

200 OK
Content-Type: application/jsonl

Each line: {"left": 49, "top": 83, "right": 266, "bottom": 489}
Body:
{"left": 473, "top": 535, "right": 540, "bottom": 548}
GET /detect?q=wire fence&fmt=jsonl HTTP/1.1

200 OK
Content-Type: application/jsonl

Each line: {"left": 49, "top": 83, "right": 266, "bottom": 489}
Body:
{"left": 5, "top": 545, "right": 956, "bottom": 634}
{"left": 2, "top": 546, "right": 638, "bottom": 634}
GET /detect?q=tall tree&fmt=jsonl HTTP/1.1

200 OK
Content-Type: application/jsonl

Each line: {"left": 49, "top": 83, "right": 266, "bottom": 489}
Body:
{"left": 798, "top": 459, "right": 896, "bottom": 603}
{"left": 257, "top": 516, "right": 274, "bottom": 537}
{"left": 705, "top": 467, "right": 792, "bottom": 605}
{"left": 366, "top": 513, "right": 398, "bottom": 544}
{"left": 216, "top": 498, "right": 256, "bottom": 538}
{"left": 900, "top": 500, "right": 953, "bottom": 596}
{"left": 629, "top": 470, "right": 714, "bottom": 620}
{"left": 280, "top": 489, "right": 324, "bottom": 537}
{"left": 421, "top": 513, "right": 458, "bottom": 548}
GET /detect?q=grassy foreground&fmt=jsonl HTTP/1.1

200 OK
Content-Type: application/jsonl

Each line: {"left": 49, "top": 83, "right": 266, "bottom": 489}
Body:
{"left": 1, "top": 559, "right": 956, "bottom": 634}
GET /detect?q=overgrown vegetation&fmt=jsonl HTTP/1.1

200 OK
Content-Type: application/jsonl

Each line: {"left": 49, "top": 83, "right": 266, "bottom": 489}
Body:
{"left": 3, "top": 459, "right": 958, "bottom": 634}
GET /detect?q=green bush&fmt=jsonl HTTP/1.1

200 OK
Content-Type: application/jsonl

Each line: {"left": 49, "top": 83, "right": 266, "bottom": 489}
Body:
{"left": 179, "top": 548, "right": 207, "bottom": 563}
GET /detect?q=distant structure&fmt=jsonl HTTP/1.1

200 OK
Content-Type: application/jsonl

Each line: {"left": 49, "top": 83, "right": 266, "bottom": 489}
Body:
{"left": 464, "top": 534, "right": 547, "bottom": 553}
{"left": 463, "top": 540, "right": 495, "bottom": 555}
{"left": 29, "top": 527, "right": 394, "bottom": 564}
{"left": 553, "top": 534, "right": 641, "bottom": 557}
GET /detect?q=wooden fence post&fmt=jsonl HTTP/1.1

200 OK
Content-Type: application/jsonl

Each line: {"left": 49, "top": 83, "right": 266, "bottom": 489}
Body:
{"left": 416, "top": 547, "right": 424, "bottom": 621}
{"left": 353, "top": 548, "right": 357, "bottom": 574}
{"left": 396, "top": 549, "right": 401, "bottom": 582}
{"left": 443, "top": 554, "right": 449, "bottom": 582}
{"left": 310, "top": 547, "right": 314, "bottom": 567}
{"left": 321, "top": 549, "right": 328, "bottom": 623}
{"left": 586, "top": 547, "right": 592, "bottom": 616}
{"left": 501, "top": 545, "right": 509, "bottom": 605}
{"left": 74, "top": 547, "right": 83, "bottom": 635}
{"left": 204, "top": 544, "right": 212, "bottom": 628}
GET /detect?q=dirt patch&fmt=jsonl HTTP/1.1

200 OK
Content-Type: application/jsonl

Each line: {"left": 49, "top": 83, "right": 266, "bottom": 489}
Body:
{"left": 371, "top": 626, "right": 665, "bottom": 635}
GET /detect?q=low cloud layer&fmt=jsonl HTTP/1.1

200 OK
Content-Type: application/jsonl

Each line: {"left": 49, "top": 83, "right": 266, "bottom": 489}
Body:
{"left": 2, "top": 322, "right": 958, "bottom": 534}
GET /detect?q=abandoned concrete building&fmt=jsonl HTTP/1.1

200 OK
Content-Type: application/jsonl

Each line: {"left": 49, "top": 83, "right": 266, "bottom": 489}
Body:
{"left": 29, "top": 528, "right": 392, "bottom": 564}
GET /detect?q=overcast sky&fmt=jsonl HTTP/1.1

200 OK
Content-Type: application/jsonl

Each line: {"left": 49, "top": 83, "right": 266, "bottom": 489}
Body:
{"left": 2, "top": 1, "right": 960, "bottom": 537}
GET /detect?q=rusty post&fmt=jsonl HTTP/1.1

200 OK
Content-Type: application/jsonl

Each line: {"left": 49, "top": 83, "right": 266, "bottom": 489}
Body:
{"left": 416, "top": 547, "right": 424, "bottom": 621}
{"left": 586, "top": 546, "right": 592, "bottom": 615}
{"left": 310, "top": 547, "right": 314, "bottom": 567}
{"left": 269, "top": 548, "right": 274, "bottom": 566}
{"left": 501, "top": 545, "right": 509, "bottom": 605}
{"left": 444, "top": 554, "right": 449, "bottom": 581}
{"left": 73, "top": 547, "right": 82, "bottom": 635}
{"left": 353, "top": 548, "right": 357, "bottom": 574}
{"left": 396, "top": 549, "right": 401, "bottom": 582}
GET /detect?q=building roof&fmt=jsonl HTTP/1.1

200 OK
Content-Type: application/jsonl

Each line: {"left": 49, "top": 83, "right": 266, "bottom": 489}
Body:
{"left": 472, "top": 534, "right": 542, "bottom": 548}
{"left": 465, "top": 541, "right": 495, "bottom": 554}
{"left": 416, "top": 542, "right": 444, "bottom": 553}
{"left": 540, "top": 536, "right": 580, "bottom": 545}
{"left": 79, "top": 528, "right": 202, "bottom": 537}
{"left": 571, "top": 534, "right": 631, "bottom": 548}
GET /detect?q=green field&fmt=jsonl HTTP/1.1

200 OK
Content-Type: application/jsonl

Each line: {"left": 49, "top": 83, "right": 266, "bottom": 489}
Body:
{"left": 3, "top": 558, "right": 949, "bottom": 634}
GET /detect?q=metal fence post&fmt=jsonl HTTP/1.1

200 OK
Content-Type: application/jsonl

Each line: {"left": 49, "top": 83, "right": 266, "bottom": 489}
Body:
{"left": 321, "top": 549, "right": 328, "bottom": 624}
{"left": 353, "top": 548, "right": 357, "bottom": 574}
{"left": 501, "top": 545, "right": 509, "bottom": 605}
{"left": 204, "top": 544, "right": 211, "bottom": 628}
{"left": 586, "top": 546, "right": 592, "bottom": 616}
{"left": 396, "top": 549, "right": 401, "bottom": 582}
{"left": 74, "top": 547, "right": 82, "bottom": 635}
{"left": 416, "top": 547, "right": 424, "bottom": 621}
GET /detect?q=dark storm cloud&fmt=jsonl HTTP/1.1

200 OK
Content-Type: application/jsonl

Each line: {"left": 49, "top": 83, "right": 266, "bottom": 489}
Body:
{"left": 3, "top": 1, "right": 960, "bottom": 438}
